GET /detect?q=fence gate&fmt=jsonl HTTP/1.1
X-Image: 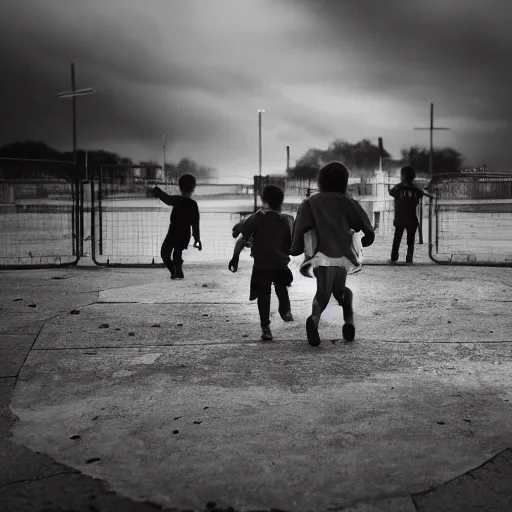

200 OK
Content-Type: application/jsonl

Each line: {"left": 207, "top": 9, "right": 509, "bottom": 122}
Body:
{"left": 429, "top": 173, "right": 512, "bottom": 266}
{"left": 0, "top": 178, "right": 79, "bottom": 269}
{"left": 91, "top": 166, "right": 253, "bottom": 266}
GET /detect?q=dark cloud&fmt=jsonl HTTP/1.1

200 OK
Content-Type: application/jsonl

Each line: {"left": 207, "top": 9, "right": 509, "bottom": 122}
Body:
{"left": 1, "top": 0, "right": 512, "bottom": 173}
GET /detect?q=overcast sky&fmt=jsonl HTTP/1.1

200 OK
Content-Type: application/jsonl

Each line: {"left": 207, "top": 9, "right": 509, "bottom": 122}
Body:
{"left": 1, "top": 0, "right": 511, "bottom": 179}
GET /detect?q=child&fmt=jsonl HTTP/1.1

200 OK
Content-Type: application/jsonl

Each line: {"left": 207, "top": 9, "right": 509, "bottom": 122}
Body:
{"left": 389, "top": 165, "right": 433, "bottom": 264}
{"left": 290, "top": 162, "right": 375, "bottom": 346}
{"left": 229, "top": 184, "right": 294, "bottom": 341}
{"left": 152, "top": 174, "right": 202, "bottom": 279}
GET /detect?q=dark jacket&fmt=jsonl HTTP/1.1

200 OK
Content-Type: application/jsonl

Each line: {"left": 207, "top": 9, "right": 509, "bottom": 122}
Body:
{"left": 240, "top": 209, "right": 293, "bottom": 270}
{"left": 389, "top": 182, "right": 425, "bottom": 227}
{"left": 153, "top": 186, "right": 200, "bottom": 241}
{"left": 290, "top": 192, "right": 374, "bottom": 266}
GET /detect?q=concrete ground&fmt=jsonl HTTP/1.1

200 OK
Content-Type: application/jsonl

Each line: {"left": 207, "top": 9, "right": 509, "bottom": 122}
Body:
{"left": 1, "top": 241, "right": 512, "bottom": 511}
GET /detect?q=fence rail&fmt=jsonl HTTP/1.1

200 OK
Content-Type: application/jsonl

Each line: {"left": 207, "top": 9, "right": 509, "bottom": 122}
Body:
{"left": 0, "top": 178, "right": 79, "bottom": 268}
{"left": 429, "top": 173, "right": 512, "bottom": 266}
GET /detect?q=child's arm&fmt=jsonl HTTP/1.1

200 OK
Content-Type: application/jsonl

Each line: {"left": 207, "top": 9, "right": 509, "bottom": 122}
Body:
{"left": 153, "top": 186, "right": 181, "bottom": 206}
{"left": 229, "top": 213, "right": 259, "bottom": 272}
{"left": 290, "top": 201, "right": 314, "bottom": 256}
{"left": 348, "top": 200, "right": 375, "bottom": 248}
{"left": 229, "top": 237, "right": 247, "bottom": 272}
{"left": 192, "top": 201, "right": 201, "bottom": 249}
{"left": 389, "top": 184, "right": 399, "bottom": 198}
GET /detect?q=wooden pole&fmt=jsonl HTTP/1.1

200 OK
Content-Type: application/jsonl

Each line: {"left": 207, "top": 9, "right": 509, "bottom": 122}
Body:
{"left": 71, "top": 63, "right": 77, "bottom": 165}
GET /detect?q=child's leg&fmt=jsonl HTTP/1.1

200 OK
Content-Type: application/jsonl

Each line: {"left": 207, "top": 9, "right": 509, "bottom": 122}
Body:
{"left": 391, "top": 226, "right": 405, "bottom": 261}
{"left": 274, "top": 284, "right": 291, "bottom": 319}
{"left": 306, "top": 267, "right": 335, "bottom": 346}
{"left": 172, "top": 240, "right": 188, "bottom": 278}
{"left": 405, "top": 224, "right": 418, "bottom": 262}
{"left": 161, "top": 233, "right": 176, "bottom": 276}
{"left": 311, "top": 267, "right": 335, "bottom": 325}
{"left": 274, "top": 267, "right": 293, "bottom": 320}
{"left": 332, "top": 268, "right": 354, "bottom": 341}
{"left": 250, "top": 268, "right": 273, "bottom": 340}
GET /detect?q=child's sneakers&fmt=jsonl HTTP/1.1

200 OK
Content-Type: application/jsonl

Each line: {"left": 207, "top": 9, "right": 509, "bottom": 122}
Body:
{"left": 280, "top": 311, "right": 294, "bottom": 322}
{"left": 168, "top": 261, "right": 177, "bottom": 280}
{"left": 261, "top": 326, "right": 273, "bottom": 341}
{"left": 342, "top": 323, "right": 355, "bottom": 342}
{"left": 306, "top": 316, "right": 321, "bottom": 346}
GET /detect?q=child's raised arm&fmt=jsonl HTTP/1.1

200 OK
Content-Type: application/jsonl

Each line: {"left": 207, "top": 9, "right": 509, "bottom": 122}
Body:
{"left": 153, "top": 186, "right": 181, "bottom": 206}
{"left": 389, "top": 184, "right": 399, "bottom": 198}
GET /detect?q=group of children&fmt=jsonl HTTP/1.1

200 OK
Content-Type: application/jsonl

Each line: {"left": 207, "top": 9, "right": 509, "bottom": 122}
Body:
{"left": 152, "top": 162, "right": 432, "bottom": 344}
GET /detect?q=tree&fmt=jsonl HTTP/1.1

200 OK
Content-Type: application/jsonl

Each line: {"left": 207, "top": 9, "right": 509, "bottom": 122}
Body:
{"left": 400, "top": 146, "right": 465, "bottom": 175}
{"left": 0, "top": 140, "right": 62, "bottom": 160}
{"left": 287, "top": 139, "right": 391, "bottom": 180}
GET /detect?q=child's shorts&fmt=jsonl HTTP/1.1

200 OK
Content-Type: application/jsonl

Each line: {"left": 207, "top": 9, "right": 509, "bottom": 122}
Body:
{"left": 249, "top": 266, "right": 293, "bottom": 301}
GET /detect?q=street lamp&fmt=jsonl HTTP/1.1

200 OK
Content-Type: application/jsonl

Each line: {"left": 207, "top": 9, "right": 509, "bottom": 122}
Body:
{"left": 258, "top": 109, "right": 265, "bottom": 177}
{"left": 57, "top": 63, "right": 95, "bottom": 171}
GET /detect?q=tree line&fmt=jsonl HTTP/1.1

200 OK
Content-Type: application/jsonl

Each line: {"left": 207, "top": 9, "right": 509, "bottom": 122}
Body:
{"left": 286, "top": 139, "right": 465, "bottom": 180}
{"left": 0, "top": 141, "right": 215, "bottom": 181}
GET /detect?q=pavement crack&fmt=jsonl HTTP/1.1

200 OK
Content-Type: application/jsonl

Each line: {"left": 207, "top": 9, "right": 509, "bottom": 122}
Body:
{"left": 0, "top": 470, "right": 76, "bottom": 491}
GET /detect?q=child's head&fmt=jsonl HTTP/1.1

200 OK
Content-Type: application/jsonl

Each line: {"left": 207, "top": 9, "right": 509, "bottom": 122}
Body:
{"left": 400, "top": 166, "right": 416, "bottom": 184}
{"left": 261, "top": 184, "right": 284, "bottom": 211}
{"left": 178, "top": 174, "right": 196, "bottom": 196}
{"left": 317, "top": 161, "right": 349, "bottom": 193}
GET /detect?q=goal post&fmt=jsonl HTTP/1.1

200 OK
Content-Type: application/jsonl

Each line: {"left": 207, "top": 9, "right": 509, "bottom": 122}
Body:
{"left": 429, "top": 172, "right": 512, "bottom": 266}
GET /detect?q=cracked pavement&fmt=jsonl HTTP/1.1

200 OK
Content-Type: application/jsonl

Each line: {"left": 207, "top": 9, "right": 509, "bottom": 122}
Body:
{"left": 1, "top": 253, "right": 512, "bottom": 511}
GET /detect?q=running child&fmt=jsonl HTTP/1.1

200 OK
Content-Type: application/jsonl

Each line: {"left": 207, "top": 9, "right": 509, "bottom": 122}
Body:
{"left": 152, "top": 174, "right": 202, "bottom": 279}
{"left": 389, "top": 165, "right": 433, "bottom": 264}
{"left": 228, "top": 184, "right": 294, "bottom": 341}
{"left": 290, "top": 162, "right": 375, "bottom": 346}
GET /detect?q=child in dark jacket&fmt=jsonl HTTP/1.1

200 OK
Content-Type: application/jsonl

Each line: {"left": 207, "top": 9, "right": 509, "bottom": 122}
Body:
{"left": 290, "top": 162, "right": 375, "bottom": 346}
{"left": 389, "top": 165, "right": 433, "bottom": 264}
{"left": 229, "top": 185, "right": 294, "bottom": 341}
{"left": 152, "top": 174, "right": 202, "bottom": 279}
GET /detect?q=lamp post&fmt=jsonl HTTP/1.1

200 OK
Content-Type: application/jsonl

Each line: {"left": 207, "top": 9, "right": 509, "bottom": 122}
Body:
{"left": 258, "top": 109, "right": 265, "bottom": 177}
{"left": 57, "top": 63, "right": 95, "bottom": 171}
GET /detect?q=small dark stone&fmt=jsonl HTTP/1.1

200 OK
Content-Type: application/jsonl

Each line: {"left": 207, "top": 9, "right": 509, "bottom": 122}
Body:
{"left": 242, "top": 334, "right": 249, "bottom": 338}
{"left": 151, "top": 324, "right": 161, "bottom": 327}
{"left": 174, "top": 416, "right": 181, "bottom": 420}
{"left": 437, "top": 421, "right": 445, "bottom": 425}
{"left": 115, "top": 328, "right": 121, "bottom": 331}
{"left": 447, "top": 320, "right": 451, "bottom": 324}
{"left": 173, "top": 430, "right": 179, "bottom": 434}
{"left": 70, "top": 309, "right": 80, "bottom": 315}
{"left": 128, "top": 332, "right": 135, "bottom": 336}
{"left": 99, "top": 323, "right": 109, "bottom": 328}
{"left": 463, "top": 418, "right": 471, "bottom": 423}
{"left": 86, "top": 457, "right": 100, "bottom": 464}
{"left": 202, "top": 284, "right": 208, "bottom": 288}
{"left": 490, "top": 330, "right": 493, "bottom": 333}
{"left": 193, "top": 421, "right": 202, "bottom": 425}
{"left": 70, "top": 435, "right": 81, "bottom": 440}
{"left": 204, "top": 406, "right": 209, "bottom": 410}
{"left": 203, "top": 314, "right": 208, "bottom": 317}
{"left": 28, "top": 303, "right": 36, "bottom": 308}
{"left": 13, "top": 298, "right": 23, "bottom": 301}
{"left": 177, "top": 323, "right": 183, "bottom": 327}
{"left": 92, "top": 416, "right": 99, "bottom": 421}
